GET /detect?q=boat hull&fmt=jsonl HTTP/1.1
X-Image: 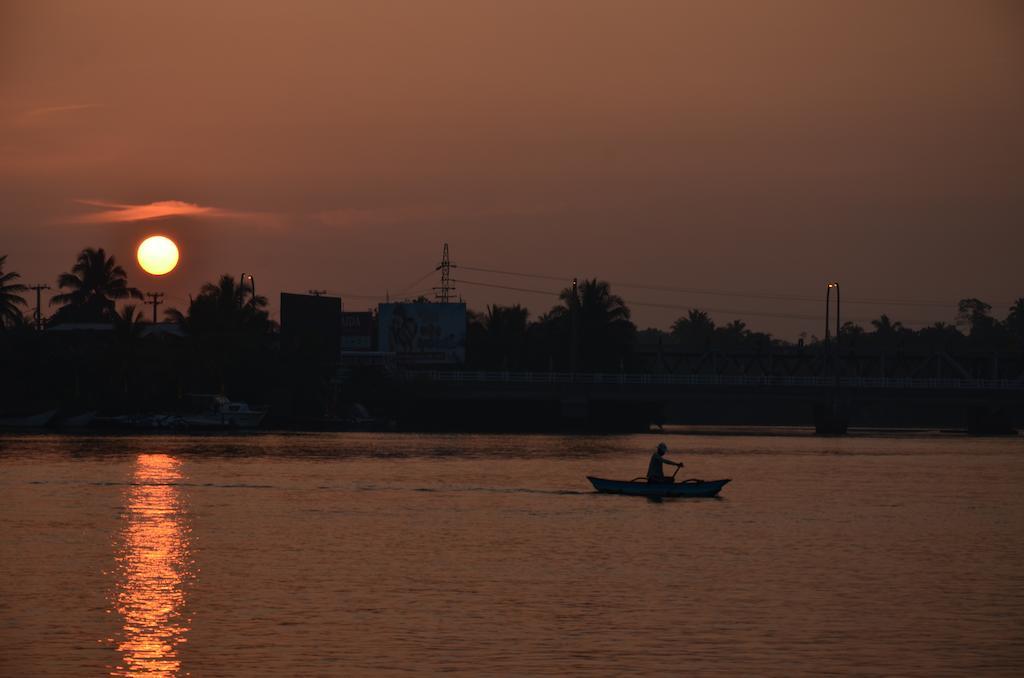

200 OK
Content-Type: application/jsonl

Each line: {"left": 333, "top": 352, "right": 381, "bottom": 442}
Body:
{"left": 57, "top": 411, "right": 97, "bottom": 428}
{"left": 181, "top": 411, "right": 266, "bottom": 429}
{"left": 0, "top": 409, "right": 58, "bottom": 428}
{"left": 587, "top": 477, "right": 730, "bottom": 498}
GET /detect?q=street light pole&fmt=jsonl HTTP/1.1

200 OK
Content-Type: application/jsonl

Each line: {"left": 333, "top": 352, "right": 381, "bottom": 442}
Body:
{"left": 818, "top": 281, "right": 848, "bottom": 434}
{"left": 825, "top": 284, "right": 832, "bottom": 345}
{"left": 570, "top": 277, "right": 579, "bottom": 374}
{"left": 826, "top": 281, "right": 841, "bottom": 385}
{"left": 239, "top": 273, "right": 255, "bottom": 307}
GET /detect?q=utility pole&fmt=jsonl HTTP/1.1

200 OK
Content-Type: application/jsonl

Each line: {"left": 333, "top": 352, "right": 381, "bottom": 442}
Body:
{"left": 570, "top": 277, "right": 579, "bottom": 374}
{"left": 145, "top": 292, "right": 164, "bottom": 324}
{"left": 29, "top": 284, "right": 50, "bottom": 330}
{"left": 433, "top": 243, "right": 456, "bottom": 303}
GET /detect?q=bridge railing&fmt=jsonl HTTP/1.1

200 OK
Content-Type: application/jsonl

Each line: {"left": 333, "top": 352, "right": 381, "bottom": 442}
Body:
{"left": 401, "top": 371, "right": 1024, "bottom": 390}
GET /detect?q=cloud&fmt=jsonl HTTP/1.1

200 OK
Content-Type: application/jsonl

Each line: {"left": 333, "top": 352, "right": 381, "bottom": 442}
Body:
{"left": 68, "top": 199, "right": 251, "bottom": 224}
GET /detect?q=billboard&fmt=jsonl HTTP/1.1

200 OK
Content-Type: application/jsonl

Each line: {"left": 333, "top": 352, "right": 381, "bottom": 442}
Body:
{"left": 341, "top": 312, "right": 374, "bottom": 350}
{"left": 377, "top": 303, "right": 466, "bottom": 364}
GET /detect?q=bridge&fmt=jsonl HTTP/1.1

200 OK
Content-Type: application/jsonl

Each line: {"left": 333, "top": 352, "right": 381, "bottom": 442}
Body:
{"left": 352, "top": 346, "right": 1024, "bottom": 433}
{"left": 401, "top": 370, "right": 1023, "bottom": 393}
{"left": 342, "top": 347, "right": 1024, "bottom": 432}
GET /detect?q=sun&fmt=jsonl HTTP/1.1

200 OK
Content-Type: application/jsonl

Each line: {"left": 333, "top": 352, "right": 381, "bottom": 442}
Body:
{"left": 137, "top": 235, "right": 179, "bottom": 276}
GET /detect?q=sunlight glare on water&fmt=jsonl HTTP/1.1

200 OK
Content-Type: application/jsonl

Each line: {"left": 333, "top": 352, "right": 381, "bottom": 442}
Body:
{"left": 112, "top": 454, "right": 193, "bottom": 677}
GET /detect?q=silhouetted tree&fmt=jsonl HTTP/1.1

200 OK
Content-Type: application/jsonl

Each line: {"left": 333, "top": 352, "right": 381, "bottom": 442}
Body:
{"left": 671, "top": 309, "right": 715, "bottom": 350}
{"left": 957, "top": 298, "right": 991, "bottom": 329}
{"left": 481, "top": 304, "right": 529, "bottom": 369}
{"left": 112, "top": 304, "right": 146, "bottom": 395}
{"left": 50, "top": 247, "right": 142, "bottom": 323}
{"left": 113, "top": 304, "right": 145, "bottom": 336}
{"left": 0, "top": 255, "right": 28, "bottom": 328}
{"left": 839, "top": 322, "right": 864, "bottom": 337}
{"left": 716, "top": 319, "right": 748, "bottom": 350}
{"left": 542, "top": 279, "right": 634, "bottom": 371}
{"left": 915, "top": 321, "right": 963, "bottom": 351}
{"left": 870, "top": 314, "right": 903, "bottom": 335}
{"left": 164, "top": 274, "right": 272, "bottom": 396}
{"left": 956, "top": 298, "right": 1002, "bottom": 347}
{"left": 166, "top": 274, "right": 270, "bottom": 334}
{"left": 1006, "top": 298, "right": 1024, "bottom": 347}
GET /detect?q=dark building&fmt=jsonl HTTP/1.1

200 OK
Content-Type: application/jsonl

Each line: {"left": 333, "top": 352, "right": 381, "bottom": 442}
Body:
{"left": 280, "top": 292, "right": 341, "bottom": 358}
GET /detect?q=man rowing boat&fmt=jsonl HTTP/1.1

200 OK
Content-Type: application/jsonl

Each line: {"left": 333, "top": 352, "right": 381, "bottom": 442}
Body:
{"left": 647, "top": 442, "right": 683, "bottom": 483}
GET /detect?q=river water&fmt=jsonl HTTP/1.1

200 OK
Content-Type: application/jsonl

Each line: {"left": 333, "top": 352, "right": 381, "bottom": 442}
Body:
{"left": 1, "top": 430, "right": 1022, "bottom": 676}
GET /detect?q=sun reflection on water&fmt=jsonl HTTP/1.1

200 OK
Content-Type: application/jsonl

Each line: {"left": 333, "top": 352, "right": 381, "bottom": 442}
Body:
{"left": 112, "top": 454, "right": 194, "bottom": 677}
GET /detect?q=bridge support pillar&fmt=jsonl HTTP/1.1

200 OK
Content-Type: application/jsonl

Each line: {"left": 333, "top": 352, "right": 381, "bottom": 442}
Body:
{"left": 814, "top": 397, "right": 849, "bottom": 435}
{"left": 560, "top": 395, "right": 589, "bottom": 422}
{"left": 966, "top": 404, "right": 1017, "bottom": 435}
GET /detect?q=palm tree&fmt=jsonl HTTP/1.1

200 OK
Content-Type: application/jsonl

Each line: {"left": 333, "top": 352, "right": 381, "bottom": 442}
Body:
{"left": 671, "top": 309, "right": 716, "bottom": 349}
{"left": 166, "top": 274, "right": 269, "bottom": 334}
{"left": 0, "top": 255, "right": 28, "bottom": 328}
{"left": 50, "top": 247, "right": 142, "bottom": 322}
{"left": 870, "top": 314, "right": 903, "bottom": 335}
{"left": 482, "top": 304, "right": 529, "bottom": 369}
{"left": 164, "top": 274, "right": 272, "bottom": 395}
{"left": 550, "top": 279, "right": 631, "bottom": 325}
{"left": 870, "top": 314, "right": 905, "bottom": 351}
{"left": 114, "top": 304, "right": 145, "bottom": 336}
{"left": 546, "top": 279, "right": 634, "bottom": 371}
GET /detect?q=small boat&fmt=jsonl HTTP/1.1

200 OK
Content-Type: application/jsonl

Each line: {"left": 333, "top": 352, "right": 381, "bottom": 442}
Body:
{"left": 57, "top": 411, "right": 98, "bottom": 428}
{"left": 94, "top": 413, "right": 188, "bottom": 430}
{"left": 0, "top": 408, "right": 58, "bottom": 428}
{"left": 587, "top": 476, "right": 731, "bottom": 498}
{"left": 180, "top": 395, "right": 266, "bottom": 429}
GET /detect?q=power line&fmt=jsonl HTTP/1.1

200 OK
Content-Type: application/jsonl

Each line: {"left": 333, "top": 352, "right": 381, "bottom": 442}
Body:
{"left": 459, "top": 262, "right": 1011, "bottom": 309}
{"left": 327, "top": 286, "right": 437, "bottom": 301}
{"left": 462, "top": 265, "right": 818, "bottom": 303}
{"left": 453, "top": 277, "right": 940, "bottom": 325}
{"left": 452, "top": 278, "right": 557, "bottom": 297}
{"left": 458, "top": 265, "right": 567, "bottom": 283}
{"left": 395, "top": 269, "right": 439, "bottom": 295}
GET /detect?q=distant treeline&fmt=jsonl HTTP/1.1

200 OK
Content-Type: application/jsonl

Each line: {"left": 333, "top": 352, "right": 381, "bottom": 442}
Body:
{"left": 1, "top": 249, "right": 1022, "bottom": 414}
{"left": 463, "top": 287, "right": 1024, "bottom": 371}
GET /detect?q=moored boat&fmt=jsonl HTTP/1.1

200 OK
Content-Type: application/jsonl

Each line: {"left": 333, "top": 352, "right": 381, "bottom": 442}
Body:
{"left": 180, "top": 395, "right": 266, "bottom": 429}
{"left": 587, "top": 476, "right": 730, "bottom": 498}
{"left": 57, "top": 411, "right": 98, "bottom": 428}
{"left": 0, "top": 408, "right": 58, "bottom": 428}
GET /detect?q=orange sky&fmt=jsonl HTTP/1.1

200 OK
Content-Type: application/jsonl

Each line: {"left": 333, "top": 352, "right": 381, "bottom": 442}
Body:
{"left": 1, "top": 0, "right": 1021, "bottom": 337}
